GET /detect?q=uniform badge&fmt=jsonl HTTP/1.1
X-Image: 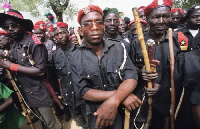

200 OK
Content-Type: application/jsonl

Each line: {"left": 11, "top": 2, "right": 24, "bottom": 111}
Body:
{"left": 157, "top": 0, "right": 164, "bottom": 5}
{"left": 180, "top": 40, "right": 186, "bottom": 46}
{"left": 40, "top": 24, "right": 43, "bottom": 29}
{"left": 82, "top": 6, "right": 90, "bottom": 14}
{"left": 178, "top": 32, "right": 188, "bottom": 51}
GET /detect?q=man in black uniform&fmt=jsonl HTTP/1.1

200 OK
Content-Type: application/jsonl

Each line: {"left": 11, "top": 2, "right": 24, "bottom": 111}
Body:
{"left": 174, "top": 48, "right": 199, "bottom": 129}
{"left": 102, "top": 7, "right": 131, "bottom": 52}
{"left": 52, "top": 22, "right": 87, "bottom": 128}
{"left": 0, "top": 9, "right": 61, "bottom": 129}
{"left": 169, "top": 8, "right": 184, "bottom": 31}
{"left": 70, "top": 4, "right": 141, "bottom": 129}
{"left": 180, "top": 5, "right": 200, "bottom": 51}
{"left": 129, "top": 0, "right": 182, "bottom": 128}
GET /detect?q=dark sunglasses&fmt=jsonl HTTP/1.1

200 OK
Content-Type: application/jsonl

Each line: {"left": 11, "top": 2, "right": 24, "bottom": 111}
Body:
{"left": 82, "top": 20, "right": 104, "bottom": 30}
{"left": 2, "top": 23, "right": 20, "bottom": 30}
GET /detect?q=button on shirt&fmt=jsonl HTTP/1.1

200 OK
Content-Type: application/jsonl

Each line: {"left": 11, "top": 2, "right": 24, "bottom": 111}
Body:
{"left": 129, "top": 31, "right": 181, "bottom": 116}
{"left": 9, "top": 33, "right": 53, "bottom": 107}
{"left": 69, "top": 39, "right": 138, "bottom": 115}
{"left": 52, "top": 43, "right": 76, "bottom": 106}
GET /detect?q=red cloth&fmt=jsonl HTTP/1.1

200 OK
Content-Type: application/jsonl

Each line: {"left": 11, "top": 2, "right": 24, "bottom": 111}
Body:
{"left": 33, "top": 25, "right": 46, "bottom": 31}
{"left": 35, "top": 21, "right": 45, "bottom": 26}
{"left": 170, "top": 8, "right": 183, "bottom": 14}
{"left": 138, "top": 6, "right": 146, "bottom": 12}
{"left": 77, "top": 4, "right": 103, "bottom": 24}
{"left": 128, "top": 19, "right": 147, "bottom": 27}
{"left": 0, "top": 30, "right": 8, "bottom": 36}
{"left": 144, "top": 0, "right": 173, "bottom": 16}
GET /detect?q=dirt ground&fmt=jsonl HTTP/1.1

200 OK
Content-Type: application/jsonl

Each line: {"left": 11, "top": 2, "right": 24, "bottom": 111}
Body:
{"left": 20, "top": 115, "right": 82, "bottom": 129}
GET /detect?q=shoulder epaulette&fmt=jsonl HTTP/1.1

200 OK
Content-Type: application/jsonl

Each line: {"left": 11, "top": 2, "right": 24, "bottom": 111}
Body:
{"left": 32, "top": 35, "right": 41, "bottom": 45}
{"left": 178, "top": 31, "right": 188, "bottom": 51}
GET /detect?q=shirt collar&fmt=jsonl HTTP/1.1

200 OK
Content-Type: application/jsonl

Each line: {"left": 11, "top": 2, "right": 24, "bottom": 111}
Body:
{"left": 79, "top": 39, "right": 115, "bottom": 51}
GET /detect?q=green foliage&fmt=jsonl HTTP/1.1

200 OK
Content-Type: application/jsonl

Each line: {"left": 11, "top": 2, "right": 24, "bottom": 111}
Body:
{"left": 7, "top": 0, "right": 78, "bottom": 21}
{"left": 10, "top": 0, "right": 42, "bottom": 16}
{"left": 173, "top": 0, "right": 200, "bottom": 9}
{"left": 64, "top": 3, "right": 78, "bottom": 21}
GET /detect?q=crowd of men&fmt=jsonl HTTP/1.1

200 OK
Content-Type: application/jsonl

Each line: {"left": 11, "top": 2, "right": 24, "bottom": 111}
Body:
{"left": 0, "top": 0, "right": 199, "bottom": 129}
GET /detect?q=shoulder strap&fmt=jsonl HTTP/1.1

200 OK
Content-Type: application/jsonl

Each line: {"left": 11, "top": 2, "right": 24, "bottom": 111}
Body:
{"left": 118, "top": 42, "right": 127, "bottom": 81}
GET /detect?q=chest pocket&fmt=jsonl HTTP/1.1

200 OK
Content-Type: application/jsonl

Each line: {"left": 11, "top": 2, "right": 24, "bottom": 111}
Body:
{"left": 79, "top": 65, "right": 101, "bottom": 89}
{"left": 15, "top": 46, "right": 32, "bottom": 66}
{"left": 55, "top": 62, "right": 68, "bottom": 76}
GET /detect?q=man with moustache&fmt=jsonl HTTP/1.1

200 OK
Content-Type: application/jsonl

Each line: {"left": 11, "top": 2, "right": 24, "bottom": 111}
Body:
{"left": 103, "top": 7, "right": 131, "bottom": 52}
{"left": 70, "top": 4, "right": 140, "bottom": 129}
{"left": 52, "top": 22, "right": 87, "bottom": 128}
{"left": 129, "top": 0, "right": 182, "bottom": 128}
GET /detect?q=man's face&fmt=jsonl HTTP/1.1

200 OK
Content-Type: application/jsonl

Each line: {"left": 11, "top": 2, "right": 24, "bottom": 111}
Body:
{"left": 104, "top": 13, "right": 119, "bottom": 35}
{"left": 33, "top": 29, "right": 46, "bottom": 42}
{"left": 69, "top": 28, "right": 74, "bottom": 36}
{"left": 3, "top": 19, "right": 25, "bottom": 39}
{"left": 148, "top": 6, "right": 170, "bottom": 35}
{"left": 170, "top": 12, "right": 182, "bottom": 27}
{"left": 130, "top": 23, "right": 144, "bottom": 37}
{"left": 80, "top": 11, "right": 104, "bottom": 46}
{"left": 118, "top": 20, "right": 126, "bottom": 33}
{"left": 187, "top": 10, "right": 200, "bottom": 29}
{"left": 139, "top": 11, "right": 147, "bottom": 21}
{"left": 53, "top": 27, "right": 69, "bottom": 45}
{"left": 0, "top": 35, "right": 9, "bottom": 49}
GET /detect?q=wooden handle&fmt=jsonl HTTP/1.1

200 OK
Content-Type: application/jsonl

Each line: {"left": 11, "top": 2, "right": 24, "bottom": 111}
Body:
{"left": 168, "top": 28, "right": 175, "bottom": 129}
{"left": 133, "top": 8, "right": 152, "bottom": 89}
{"left": 74, "top": 27, "right": 82, "bottom": 45}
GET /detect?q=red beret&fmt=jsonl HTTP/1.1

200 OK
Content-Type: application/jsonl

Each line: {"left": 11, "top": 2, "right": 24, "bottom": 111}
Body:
{"left": 77, "top": 4, "right": 103, "bottom": 24}
{"left": 35, "top": 21, "right": 45, "bottom": 26}
{"left": 170, "top": 8, "right": 183, "bottom": 14}
{"left": 138, "top": 6, "right": 146, "bottom": 12}
{"left": 33, "top": 25, "right": 46, "bottom": 31}
{"left": 53, "top": 22, "right": 68, "bottom": 30}
{"left": 0, "top": 30, "right": 8, "bottom": 36}
{"left": 128, "top": 19, "right": 147, "bottom": 27}
{"left": 144, "top": 0, "right": 173, "bottom": 16}
{"left": 69, "top": 34, "right": 76, "bottom": 41}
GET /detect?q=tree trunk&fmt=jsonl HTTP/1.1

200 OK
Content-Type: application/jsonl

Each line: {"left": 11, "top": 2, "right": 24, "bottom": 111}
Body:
{"left": 55, "top": 12, "right": 63, "bottom": 22}
{"left": 49, "top": 0, "right": 69, "bottom": 22}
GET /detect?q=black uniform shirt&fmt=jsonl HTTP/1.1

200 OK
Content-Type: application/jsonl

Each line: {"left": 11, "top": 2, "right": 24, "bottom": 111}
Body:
{"left": 179, "top": 27, "right": 200, "bottom": 51}
{"left": 52, "top": 43, "right": 76, "bottom": 106}
{"left": 70, "top": 39, "right": 138, "bottom": 115}
{"left": 9, "top": 33, "right": 53, "bottom": 107}
{"left": 129, "top": 31, "right": 181, "bottom": 115}
{"left": 175, "top": 49, "right": 200, "bottom": 105}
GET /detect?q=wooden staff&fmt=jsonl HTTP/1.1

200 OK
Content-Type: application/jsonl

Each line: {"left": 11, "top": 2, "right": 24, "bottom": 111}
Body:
{"left": 124, "top": 108, "right": 130, "bottom": 129}
{"left": 132, "top": 8, "right": 152, "bottom": 129}
{"left": 6, "top": 69, "right": 35, "bottom": 129}
{"left": 168, "top": 28, "right": 175, "bottom": 129}
{"left": 74, "top": 27, "right": 82, "bottom": 45}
